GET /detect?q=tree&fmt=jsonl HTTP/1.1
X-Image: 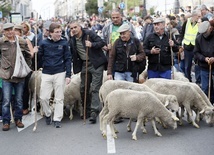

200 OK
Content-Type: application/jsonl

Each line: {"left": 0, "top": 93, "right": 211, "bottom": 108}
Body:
{"left": 0, "top": 0, "right": 12, "bottom": 18}
{"left": 85, "top": 0, "right": 98, "bottom": 16}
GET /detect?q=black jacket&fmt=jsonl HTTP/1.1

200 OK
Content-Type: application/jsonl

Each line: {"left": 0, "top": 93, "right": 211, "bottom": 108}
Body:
{"left": 70, "top": 28, "right": 107, "bottom": 74}
{"left": 143, "top": 32, "right": 178, "bottom": 71}
{"left": 194, "top": 31, "right": 214, "bottom": 70}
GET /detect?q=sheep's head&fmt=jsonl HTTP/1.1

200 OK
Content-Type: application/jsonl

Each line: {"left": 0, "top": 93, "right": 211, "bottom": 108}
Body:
{"left": 165, "top": 95, "right": 179, "bottom": 112}
{"left": 200, "top": 107, "right": 214, "bottom": 125}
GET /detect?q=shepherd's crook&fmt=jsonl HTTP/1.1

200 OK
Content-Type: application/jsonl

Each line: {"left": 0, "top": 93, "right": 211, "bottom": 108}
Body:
{"left": 83, "top": 35, "right": 89, "bottom": 124}
{"left": 33, "top": 25, "right": 38, "bottom": 132}
{"left": 208, "top": 64, "right": 212, "bottom": 100}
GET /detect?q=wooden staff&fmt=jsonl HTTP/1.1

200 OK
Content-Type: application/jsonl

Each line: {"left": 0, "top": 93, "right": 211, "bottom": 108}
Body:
{"left": 83, "top": 35, "right": 89, "bottom": 124}
{"left": 208, "top": 64, "right": 212, "bottom": 100}
{"left": 169, "top": 26, "right": 174, "bottom": 79}
{"left": 33, "top": 25, "right": 38, "bottom": 132}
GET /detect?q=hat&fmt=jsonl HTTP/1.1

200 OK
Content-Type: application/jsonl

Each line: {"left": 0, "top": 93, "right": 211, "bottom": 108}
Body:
{"left": 153, "top": 17, "right": 165, "bottom": 24}
{"left": 3, "top": 23, "right": 14, "bottom": 30}
{"left": 14, "top": 25, "right": 23, "bottom": 31}
{"left": 117, "top": 24, "right": 130, "bottom": 33}
{"left": 198, "top": 21, "right": 210, "bottom": 33}
{"left": 200, "top": 4, "right": 208, "bottom": 10}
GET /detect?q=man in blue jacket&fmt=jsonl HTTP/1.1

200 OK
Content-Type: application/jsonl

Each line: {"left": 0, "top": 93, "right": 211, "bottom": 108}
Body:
{"left": 38, "top": 23, "right": 71, "bottom": 128}
{"left": 69, "top": 21, "right": 107, "bottom": 124}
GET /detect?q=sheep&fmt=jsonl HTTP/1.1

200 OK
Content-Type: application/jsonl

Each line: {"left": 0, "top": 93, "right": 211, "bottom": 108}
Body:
{"left": 28, "top": 69, "right": 43, "bottom": 115}
{"left": 99, "top": 80, "right": 179, "bottom": 133}
{"left": 63, "top": 73, "right": 83, "bottom": 120}
{"left": 102, "top": 89, "right": 179, "bottom": 140}
{"left": 143, "top": 78, "right": 214, "bottom": 128}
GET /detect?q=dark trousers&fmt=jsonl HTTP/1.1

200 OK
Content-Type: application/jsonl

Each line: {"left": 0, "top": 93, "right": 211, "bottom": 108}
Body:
{"left": 22, "top": 72, "right": 32, "bottom": 110}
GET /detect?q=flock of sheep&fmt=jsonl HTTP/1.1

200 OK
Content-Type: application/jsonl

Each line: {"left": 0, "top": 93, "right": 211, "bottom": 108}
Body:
{"left": 28, "top": 69, "right": 214, "bottom": 140}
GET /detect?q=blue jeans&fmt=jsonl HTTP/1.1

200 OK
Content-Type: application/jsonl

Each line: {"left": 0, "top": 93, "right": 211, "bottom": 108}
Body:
{"left": 148, "top": 70, "right": 171, "bottom": 79}
{"left": 195, "top": 64, "right": 201, "bottom": 84}
{"left": 2, "top": 80, "right": 25, "bottom": 124}
{"left": 184, "top": 50, "right": 194, "bottom": 82}
{"left": 174, "top": 58, "right": 185, "bottom": 73}
{"left": 114, "top": 72, "right": 134, "bottom": 82}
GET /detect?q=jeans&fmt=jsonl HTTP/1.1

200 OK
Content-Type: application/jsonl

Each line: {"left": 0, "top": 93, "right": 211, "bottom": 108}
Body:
{"left": 195, "top": 64, "right": 201, "bottom": 84}
{"left": 2, "top": 80, "right": 25, "bottom": 124}
{"left": 184, "top": 50, "right": 194, "bottom": 82}
{"left": 174, "top": 58, "right": 185, "bottom": 73}
{"left": 114, "top": 72, "right": 134, "bottom": 82}
{"left": 147, "top": 70, "right": 171, "bottom": 79}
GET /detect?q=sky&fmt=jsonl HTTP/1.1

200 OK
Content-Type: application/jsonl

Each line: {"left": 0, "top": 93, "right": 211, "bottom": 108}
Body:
{"left": 32, "top": 0, "right": 54, "bottom": 19}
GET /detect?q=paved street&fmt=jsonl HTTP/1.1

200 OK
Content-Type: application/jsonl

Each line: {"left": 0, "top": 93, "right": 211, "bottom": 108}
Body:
{"left": 0, "top": 111, "right": 214, "bottom": 155}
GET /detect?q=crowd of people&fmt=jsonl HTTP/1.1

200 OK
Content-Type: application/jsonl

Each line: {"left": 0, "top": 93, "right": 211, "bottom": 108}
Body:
{"left": 0, "top": 3, "right": 214, "bottom": 131}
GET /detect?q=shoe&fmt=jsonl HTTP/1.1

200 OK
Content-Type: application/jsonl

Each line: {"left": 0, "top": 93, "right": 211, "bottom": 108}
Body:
{"left": 89, "top": 112, "right": 97, "bottom": 124}
{"left": 114, "top": 117, "right": 124, "bottom": 124}
{"left": 54, "top": 121, "right": 61, "bottom": 128}
{"left": 2, "top": 124, "right": 10, "bottom": 131}
{"left": 0, "top": 116, "right": 2, "bottom": 123}
{"left": 23, "top": 109, "right": 29, "bottom": 115}
{"left": 15, "top": 120, "right": 24, "bottom": 128}
{"left": 46, "top": 116, "right": 52, "bottom": 125}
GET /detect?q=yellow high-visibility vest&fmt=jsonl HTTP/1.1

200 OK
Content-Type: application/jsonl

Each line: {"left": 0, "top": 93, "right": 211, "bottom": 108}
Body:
{"left": 183, "top": 18, "right": 198, "bottom": 46}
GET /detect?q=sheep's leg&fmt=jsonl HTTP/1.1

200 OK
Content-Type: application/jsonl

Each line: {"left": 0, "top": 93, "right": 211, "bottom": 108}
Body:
{"left": 78, "top": 100, "right": 83, "bottom": 118}
{"left": 69, "top": 106, "right": 73, "bottom": 120}
{"left": 195, "top": 110, "right": 200, "bottom": 123}
{"left": 109, "top": 116, "right": 117, "bottom": 139}
{"left": 132, "top": 117, "right": 142, "bottom": 140}
{"left": 99, "top": 105, "right": 108, "bottom": 132}
{"left": 178, "top": 106, "right": 185, "bottom": 126}
{"left": 127, "top": 118, "right": 132, "bottom": 132}
{"left": 185, "top": 106, "right": 200, "bottom": 128}
{"left": 102, "top": 114, "right": 108, "bottom": 138}
{"left": 152, "top": 119, "right": 162, "bottom": 137}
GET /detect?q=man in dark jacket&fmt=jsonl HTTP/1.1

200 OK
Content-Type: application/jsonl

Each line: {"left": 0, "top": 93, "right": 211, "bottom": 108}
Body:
{"left": 69, "top": 21, "right": 107, "bottom": 124}
{"left": 194, "top": 21, "right": 214, "bottom": 102}
{"left": 143, "top": 17, "right": 178, "bottom": 79}
{"left": 38, "top": 23, "right": 71, "bottom": 128}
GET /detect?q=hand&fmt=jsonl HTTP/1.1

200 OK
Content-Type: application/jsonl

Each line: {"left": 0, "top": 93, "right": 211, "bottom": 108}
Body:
{"left": 102, "top": 46, "right": 108, "bottom": 51}
{"left": 169, "top": 39, "right": 174, "bottom": 47}
{"left": 33, "top": 46, "right": 39, "bottom": 53}
{"left": 85, "top": 40, "right": 92, "bottom": 47}
{"left": 130, "top": 54, "right": 137, "bottom": 61}
{"left": 107, "top": 44, "right": 112, "bottom": 50}
{"left": 65, "top": 77, "right": 71, "bottom": 85}
{"left": 208, "top": 57, "right": 214, "bottom": 65}
{"left": 151, "top": 46, "right": 160, "bottom": 54}
{"left": 107, "top": 75, "right": 113, "bottom": 80}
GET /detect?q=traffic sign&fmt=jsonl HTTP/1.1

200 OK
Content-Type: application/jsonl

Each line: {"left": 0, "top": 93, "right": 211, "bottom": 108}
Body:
{"left": 98, "top": 7, "right": 103, "bottom": 13}
{"left": 0, "top": 11, "right": 3, "bottom": 18}
{"left": 119, "top": 2, "right": 125, "bottom": 10}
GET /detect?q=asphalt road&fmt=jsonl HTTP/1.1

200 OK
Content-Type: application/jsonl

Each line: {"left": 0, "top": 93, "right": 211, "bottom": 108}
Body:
{"left": 0, "top": 110, "right": 214, "bottom": 155}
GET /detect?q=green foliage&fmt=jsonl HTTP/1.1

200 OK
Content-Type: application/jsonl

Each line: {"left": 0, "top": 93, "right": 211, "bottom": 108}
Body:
{"left": 0, "top": 1, "right": 12, "bottom": 18}
{"left": 85, "top": 0, "right": 98, "bottom": 16}
{"left": 149, "top": 6, "right": 156, "bottom": 15}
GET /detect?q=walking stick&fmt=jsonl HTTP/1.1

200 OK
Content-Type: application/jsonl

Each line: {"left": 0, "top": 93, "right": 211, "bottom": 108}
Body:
{"left": 169, "top": 27, "right": 174, "bottom": 79}
{"left": 33, "top": 25, "right": 38, "bottom": 132}
{"left": 83, "top": 35, "right": 89, "bottom": 124}
{"left": 208, "top": 64, "right": 212, "bottom": 100}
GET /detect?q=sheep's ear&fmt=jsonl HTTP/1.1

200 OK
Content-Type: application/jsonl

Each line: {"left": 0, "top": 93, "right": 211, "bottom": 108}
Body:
{"left": 164, "top": 100, "right": 169, "bottom": 107}
{"left": 171, "top": 115, "right": 179, "bottom": 121}
{"left": 199, "top": 109, "right": 205, "bottom": 114}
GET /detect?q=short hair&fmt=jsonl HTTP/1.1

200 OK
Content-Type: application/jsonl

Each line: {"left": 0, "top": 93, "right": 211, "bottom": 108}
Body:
{"left": 191, "top": 9, "right": 201, "bottom": 16}
{"left": 49, "top": 23, "right": 61, "bottom": 33}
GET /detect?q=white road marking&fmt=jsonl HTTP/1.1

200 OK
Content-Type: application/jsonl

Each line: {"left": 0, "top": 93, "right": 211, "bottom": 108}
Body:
{"left": 17, "top": 112, "right": 43, "bottom": 132}
{"left": 107, "top": 124, "right": 116, "bottom": 154}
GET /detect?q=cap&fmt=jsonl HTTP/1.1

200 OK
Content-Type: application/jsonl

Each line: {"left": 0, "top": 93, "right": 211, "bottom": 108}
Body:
{"left": 14, "top": 25, "right": 23, "bottom": 31}
{"left": 200, "top": 4, "right": 208, "bottom": 10}
{"left": 3, "top": 23, "right": 14, "bottom": 30}
{"left": 117, "top": 24, "right": 130, "bottom": 33}
{"left": 144, "top": 15, "right": 152, "bottom": 21}
{"left": 153, "top": 17, "right": 165, "bottom": 24}
{"left": 198, "top": 21, "right": 210, "bottom": 33}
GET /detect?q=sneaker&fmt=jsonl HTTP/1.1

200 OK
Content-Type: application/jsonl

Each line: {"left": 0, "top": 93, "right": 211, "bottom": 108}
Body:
{"left": 46, "top": 116, "right": 52, "bottom": 125}
{"left": 2, "top": 124, "right": 10, "bottom": 131}
{"left": 15, "top": 120, "right": 24, "bottom": 128}
{"left": 54, "top": 121, "right": 61, "bottom": 128}
{"left": 89, "top": 112, "right": 97, "bottom": 124}
{"left": 0, "top": 116, "right": 2, "bottom": 123}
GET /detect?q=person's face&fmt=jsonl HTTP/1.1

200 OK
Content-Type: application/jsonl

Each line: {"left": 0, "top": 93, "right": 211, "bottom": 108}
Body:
{"left": 192, "top": 13, "right": 201, "bottom": 22}
{"left": 203, "top": 26, "right": 213, "bottom": 38}
{"left": 21, "top": 24, "right": 29, "bottom": 34}
{"left": 120, "top": 30, "right": 131, "bottom": 41}
{"left": 70, "top": 23, "right": 81, "bottom": 36}
{"left": 43, "top": 28, "right": 49, "bottom": 37}
{"left": 4, "top": 28, "right": 14, "bottom": 39}
{"left": 50, "top": 28, "right": 62, "bottom": 41}
{"left": 154, "top": 22, "right": 165, "bottom": 35}
{"left": 111, "top": 12, "right": 122, "bottom": 25}
{"left": 14, "top": 28, "right": 22, "bottom": 36}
